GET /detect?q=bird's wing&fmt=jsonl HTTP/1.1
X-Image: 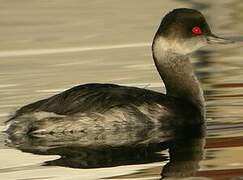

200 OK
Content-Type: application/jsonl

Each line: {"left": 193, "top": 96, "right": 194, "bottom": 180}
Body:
{"left": 12, "top": 83, "right": 168, "bottom": 118}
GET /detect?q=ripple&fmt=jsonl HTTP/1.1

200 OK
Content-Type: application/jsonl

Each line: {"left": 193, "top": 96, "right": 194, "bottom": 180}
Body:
{"left": 0, "top": 84, "right": 19, "bottom": 88}
{"left": 0, "top": 43, "right": 150, "bottom": 57}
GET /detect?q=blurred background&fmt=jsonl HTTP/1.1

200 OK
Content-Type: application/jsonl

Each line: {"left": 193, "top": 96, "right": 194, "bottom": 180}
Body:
{"left": 0, "top": 0, "right": 243, "bottom": 179}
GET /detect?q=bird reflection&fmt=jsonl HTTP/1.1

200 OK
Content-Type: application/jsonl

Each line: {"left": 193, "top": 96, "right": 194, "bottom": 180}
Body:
{"left": 161, "top": 125, "right": 205, "bottom": 179}
{"left": 6, "top": 123, "right": 205, "bottom": 179}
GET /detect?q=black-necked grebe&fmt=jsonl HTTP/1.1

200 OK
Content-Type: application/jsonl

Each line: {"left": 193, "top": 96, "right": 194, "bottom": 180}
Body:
{"left": 5, "top": 8, "right": 233, "bottom": 136}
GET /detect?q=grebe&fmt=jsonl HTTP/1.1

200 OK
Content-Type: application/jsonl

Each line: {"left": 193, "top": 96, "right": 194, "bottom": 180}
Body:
{"left": 5, "top": 8, "right": 233, "bottom": 136}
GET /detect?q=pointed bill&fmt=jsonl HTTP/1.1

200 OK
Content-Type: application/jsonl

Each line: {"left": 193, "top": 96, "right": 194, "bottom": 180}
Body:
{"left": 207, "top": 34, "right": 234, "bottom": 44}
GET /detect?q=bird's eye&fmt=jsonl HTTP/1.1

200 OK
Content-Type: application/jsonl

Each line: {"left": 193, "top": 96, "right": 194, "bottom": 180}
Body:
{"left": 192, "top": 26, "right": 202, "bottom": 35}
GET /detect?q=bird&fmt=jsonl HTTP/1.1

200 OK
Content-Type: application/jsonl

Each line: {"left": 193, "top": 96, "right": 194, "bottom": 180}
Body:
{"left": 5, "top": 8, "right": 233, "bottom": 137}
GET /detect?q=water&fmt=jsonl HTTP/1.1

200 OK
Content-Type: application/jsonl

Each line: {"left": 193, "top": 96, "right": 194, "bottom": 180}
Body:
{"left": 1, "top": 0, "right": 243, "bottom": 179}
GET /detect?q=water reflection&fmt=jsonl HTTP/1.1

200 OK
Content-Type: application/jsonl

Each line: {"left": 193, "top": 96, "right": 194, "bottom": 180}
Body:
{"left": 6, "top": 123, "right": 205, "bottom": 179}
{"left": 161, "top": 126, "right": 205, "bottom": 179}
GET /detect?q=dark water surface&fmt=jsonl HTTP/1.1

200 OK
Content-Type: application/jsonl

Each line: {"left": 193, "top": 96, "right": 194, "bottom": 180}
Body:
{"left": 1, "top": 0, "right": 243, "bottom": 179}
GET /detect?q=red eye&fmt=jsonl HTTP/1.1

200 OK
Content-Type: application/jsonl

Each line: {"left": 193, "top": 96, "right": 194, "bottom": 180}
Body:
{"left": 192, "top": 26, "right": 202, "bottom": 35}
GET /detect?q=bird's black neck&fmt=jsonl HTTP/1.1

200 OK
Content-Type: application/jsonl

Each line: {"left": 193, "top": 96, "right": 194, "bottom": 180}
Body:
{"left": 152, "top": 36, "right": 205, "bottom": 117}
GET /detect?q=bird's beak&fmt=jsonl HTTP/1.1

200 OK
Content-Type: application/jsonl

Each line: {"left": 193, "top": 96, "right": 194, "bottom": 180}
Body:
{"left": 206, "top": 34, "right": 234, "bottom": 44}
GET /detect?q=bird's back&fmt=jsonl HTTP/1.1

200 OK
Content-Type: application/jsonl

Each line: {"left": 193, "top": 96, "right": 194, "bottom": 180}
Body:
{"left": 12, "top": 83, "right": 170, "bottom": 117}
